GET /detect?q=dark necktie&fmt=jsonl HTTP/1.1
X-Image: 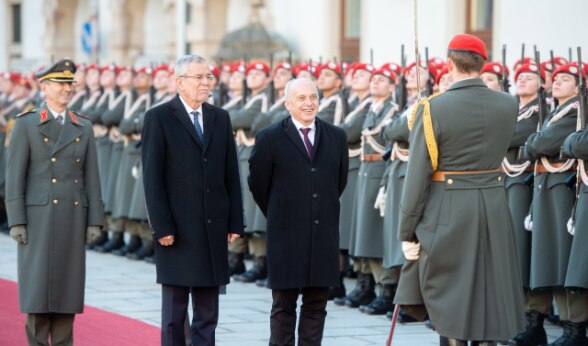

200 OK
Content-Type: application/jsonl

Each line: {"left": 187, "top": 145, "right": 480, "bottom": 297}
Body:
{"left": 300, "top": 127, "right": 314, "bottom": 161}
{"left": 56, "top": 115, "right": 64, "bottom": 125}
{"left": 190, "top": 110, "right": 205, "bottom": 143}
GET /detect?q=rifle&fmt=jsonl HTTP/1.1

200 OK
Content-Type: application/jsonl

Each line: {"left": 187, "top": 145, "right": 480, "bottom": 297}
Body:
{"left": 569, "top": 47, "right": 573, "bottom": 62}
{"left": 424, "top": 47, "right": 433, "bottom": 96}
{"left": 398, "top": 44, "right": 408, "bottom": 111}
{"left": 550, "top": 50, "right": 556, "bottom": 72}
{"left": 242, "top": 55, "right": 249, "bottom": 106}
{"left": 521, "top": 44, "right": 525, "bottom": 65}
{"left": 370, "top": 49, "right": 374, "bottom": 66}
{"left": 218, "top": 58, "right": 227, "bottom": 106}
{"left": 501, "top": 44, "right": 510, "bottom": 93}
{"left": 269, "top": 53, "right": 275, "bottom": 104}
{"left": 534, "top": 50, "right": 547, "bottom": 128}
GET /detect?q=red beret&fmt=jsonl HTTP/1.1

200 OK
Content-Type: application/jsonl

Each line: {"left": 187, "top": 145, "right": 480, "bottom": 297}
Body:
{"left": 2, "top": 72, "right": 21, "bottom": 84}
{"left": 221, "top": 62, "right": 232, "bottom": 72}
{"left": 230, "top": 62, "right": 246, "bottom": 74}
{"left": 294, "top": 63, "right": 318, "bottom": 78}
{"left": 429, "top": 57, "right": 446, "bottom": 71}
{"left": 515, "top": 63, "right": 545, "bottom": 82}
{"left": 344, "top": 62, "right": 358, "bottom": 75}
{"left": 552, "top": 62, "right": 585, "bottom": 81}
{"left": 371, "top": 67, "right": 396, "bottom": 83}
{"left": 245, "top": 62, "right": 270, "bottom": 76}
{"left": 380, "top": 62, "right": 401, "bottom": 76}
{"left": 208, "top": 64, "right": 219, "bottom": 79}
{"left": 85, "top": 64, "right": 98, "bottom": 72}
{"left": 435, "top": 66, "right": 449, "bottom": 85}
{"left": 405, "top": 61, "right": 438, "bottom": 81}
{"left": 317, "top": 62, "right": 343, "bottom": 77}
{"left": 135, "top": 66, "right": 153, "bottom": 76}
{"left": 480, "top": 62, "right": 509, "bottom": 78}
{"left": 448, "top": 34, "right": 488, "bottom": 60}
{"left": 17, "top": 77, "right": 32, "bottom": 89}
{"left": 153, "top": 64, "right": 171, "bottom": 77}
{"left": 513, "top": 57, "right": 534, "bottom": 72}
{"left": 352, "top": 63, "right": 375, "bottom": 76}
{"left": 100, "top": 64, "right": 122, "bottom": 75}
{"left": 274, "top": 62, "right": 293, "bottom": 74}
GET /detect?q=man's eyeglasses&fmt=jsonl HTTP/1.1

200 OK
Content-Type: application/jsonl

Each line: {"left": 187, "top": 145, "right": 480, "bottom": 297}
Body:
{"left": 179, "top": 74, "right": 215, "bottom": 82}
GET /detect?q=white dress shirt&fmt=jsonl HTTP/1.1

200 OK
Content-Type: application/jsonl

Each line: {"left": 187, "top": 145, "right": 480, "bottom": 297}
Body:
{"left": 47, "top": 107, "right": 65, "bottom": 124}
{"left": 291, "top": 117, "right": 316, "bottom": 145}
{"left": 179, "top": 95, "right": 204, "bottom": 130}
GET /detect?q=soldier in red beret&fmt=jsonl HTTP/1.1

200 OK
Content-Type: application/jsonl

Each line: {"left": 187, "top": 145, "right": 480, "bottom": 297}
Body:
{"left": 316, "top": 62, "right": 345, "bottom": 125}
{"left": 480, "top": 62, "right": 508, "bottom": 91}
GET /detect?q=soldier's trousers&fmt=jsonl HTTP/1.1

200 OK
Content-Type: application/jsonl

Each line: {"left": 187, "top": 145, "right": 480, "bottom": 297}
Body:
{"left": 228, "top": 237, "right": 247, "bottom": 254}
{"left": 26, "top": 313, "right": 74, "bottom": 346}
{"left": 527, "top": 288, "right": 588, "bottom": 322}
{"left": 248, "top": 235, "right": 266, "bottom": 257}
{"left": 365, "top": 258, "right": 400, "bottom": 285}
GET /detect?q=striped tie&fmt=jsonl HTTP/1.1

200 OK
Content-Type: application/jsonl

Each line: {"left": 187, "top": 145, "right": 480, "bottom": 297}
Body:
{"left": 191, "top": 111, "right": 204, "bottom": 143}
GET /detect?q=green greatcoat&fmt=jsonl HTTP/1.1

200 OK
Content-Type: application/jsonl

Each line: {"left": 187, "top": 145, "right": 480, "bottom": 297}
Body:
{"left": 562, "top": 128, "right": 588, "bottom": 289}
{"left": 526, "top": 97, "right": 578, "bottom": 289}
{"left": 348, "top": 97, "right": 397, "bottom": 258}
{"left": 229, "top": 92, "right": 267, "bottom": 233}
{"left": 338, "top": 96, "right": 371, "bottom": 249}
{"left": 6, "top": 107, "right": 103, "bottom": 313}
{"left": 381, "top": 112, "right": 410, "bottom": 268}
{"left": 503, "top": 98, "right": 539, "bottom": 288}
{"left": 112, "top": 93, "right": 151, "bottom": 219}
{"left": 317, "top": 91, "right": 345, "bottom": 125}
{"left": 395, "top": 78, "right": 524, "bottom": 341}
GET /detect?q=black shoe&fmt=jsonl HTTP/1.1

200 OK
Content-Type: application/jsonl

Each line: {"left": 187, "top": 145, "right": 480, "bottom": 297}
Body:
{"left": 112, "top": 235, "right": 142, "bottom": 256}
{"left": 508, "top": 310, "right": 547, "bottom": 346}
{"left": 397, "top": 308, "right": 419, "bottom": 323}
{"left": 127, "top": 238, "right": 154, "bottom": 260}
{"left": 229, "top": 253, "right": 246, "bottom": 276}
{"left": 425, "top": 319, "right": 435, "bottom": 330}
{"left": 94, "top": 232, "right": 125, "bottom": 253}
{"left": 345, "top": 274, "right": 376, "bottom": 308}
{"left": 144, "top": 255, "right": 155, "bottom": 264}
{"left": 361, "top": 284, "right": 396, "bottom": 315}
{"left": 234, "top": 256, "right": 267, "bottom": 283}
{"left": 440, "top": 336, "right": 468, "bottom": 346}
{"left": 255, "top": 278, "right": 269, "bottom": 288}
{"left": 546, "top": 321, "right": 587, "bottom": 346}
{"left": 86, "top": 230, "right": 108, "bottom": 250}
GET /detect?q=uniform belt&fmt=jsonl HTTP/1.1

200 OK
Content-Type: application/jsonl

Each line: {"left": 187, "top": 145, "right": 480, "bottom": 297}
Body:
{"left": 535, "top": 162, "right": 576, "bottom": 174}
{"left": 431, "top": 169, "right": 501, "bottom": 182}
{"left": 362, "top": 154, "right": 383, "bottom": 162}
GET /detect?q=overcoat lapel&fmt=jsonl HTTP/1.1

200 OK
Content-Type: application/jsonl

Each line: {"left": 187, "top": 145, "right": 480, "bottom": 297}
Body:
{"left": 52, "top": 111, "right": 83, "bottom": 155}
{"left": 284, "top": 117, "right": 312, "bottom": 162}
{"left": 171, "top": 95, "right": 202, "bottom": 147}
{"left": 202, "top": 103, "right": 216, "bottom": 153}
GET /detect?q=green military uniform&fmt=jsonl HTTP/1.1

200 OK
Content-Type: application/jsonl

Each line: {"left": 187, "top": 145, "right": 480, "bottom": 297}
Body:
{"left": 68, "top": 87, "right": 87, "bottom": 112}
{"left": 317, "top": 91, "right": 345, "bottom": 125}
{"left": 395, "top": 78, "right": 525, "bottom": 341}
{"left": 503, "top": 99, "right": 539, "bottom": 289}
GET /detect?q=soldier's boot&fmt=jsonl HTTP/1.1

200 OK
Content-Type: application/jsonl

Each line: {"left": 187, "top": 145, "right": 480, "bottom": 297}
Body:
{"left": 327, "top": 272, "right": 346, "bottom": 300}
{"left": 255, "top": 278, "right": 269, "bottom": 288}
{"left": 112, "top": 234, "right": 141, "bottom": 256}
{"left": 94, "top": 231, "right": 125, "bottom": 253}
{"left": 439, "top": 336, "right": 468, "bottom": 346}
{"left": 334, "top": 272, "right": 366, "bottom": 306}
{"left": 508, "top": 310, "right": 547, "bottom": 346}
{"left": 127, "top": 238, "right": 154, "bottom": 260}
{"left": 345, "top": 273, "right": 376, "bottom": 308}
{"left": 86, "top": 230, "right": 108, "bottom": 250}
{"left": 233, "top": 256, "right": 267, "bottom": 283}
{"left": 470, "top": 342, "right": 498, "bottom": 346}
{"left": 547, "top": 321, "right": 587, "bottom": 346}
{"left": 229, "top": 252, "right": 246, "bottom": 276}
{"left": 361, "top": 284, "right": 396, "bottom": 315}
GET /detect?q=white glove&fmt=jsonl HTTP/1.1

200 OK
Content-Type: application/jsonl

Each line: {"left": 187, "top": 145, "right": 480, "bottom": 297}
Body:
{"left": 10, "top": 225, "right": 27, "bottom": 245}
{"left": 402, "top": 241, "right": 420, "bottom": 261}
{"left": 86, "top": 226, "right": 102, "bottom": 244}
{"left": 373, "top": 186, "right": 387, "bottom": 217}
{"left": 524, "top": 214, "right": 533, "bottom": 231}
{"left": 567, "top": 217, "right": 575, "bottom": 236}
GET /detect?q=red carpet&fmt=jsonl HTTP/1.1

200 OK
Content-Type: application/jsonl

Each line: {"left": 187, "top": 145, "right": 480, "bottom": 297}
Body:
{"left": 0, "top": 278, "right": 159, "bottom": 345}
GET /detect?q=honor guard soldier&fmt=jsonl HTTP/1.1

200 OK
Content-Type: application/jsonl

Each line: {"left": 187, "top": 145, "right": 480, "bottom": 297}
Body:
{"left": 501, "top": 62, "right": 542, "bottom": 346}
{"left": 250, "top": 62, "right": 294, "bottom": 132}
{"left": 68, "top": 64, "right": 87, "bottom": 112}
{"left": 316, "top": 63, "right": 345, "bottom": 125}
{"left": 394, "top": 34, "right": 525, "bottom": 344}
{"left": 523, "top": 62, "right": 584, "bottom": 345}
{"left": 334, "top": 63, "right": 374, "bottom": 300}
{"left": 6, "top": 58, "right": 103, "bottom": 345}
{"left": 435, "top": 66, "right": 452, "bottom": 93}
{"left": 231, "top": 62, "right": 271, "bottom": 284}
{"left": 79, "top": 65, "right": 102, "bottom": 116}
{"left": 480, "top": 62, "right": 508, "bottom": 92}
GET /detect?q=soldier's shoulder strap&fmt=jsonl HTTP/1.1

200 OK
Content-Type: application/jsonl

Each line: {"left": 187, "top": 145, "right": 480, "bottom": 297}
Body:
{"left": 408, "top": 92, "right": 444, "bottom": 171}
{"left": 16, "top": 108, "right": 37, "bottom": 118}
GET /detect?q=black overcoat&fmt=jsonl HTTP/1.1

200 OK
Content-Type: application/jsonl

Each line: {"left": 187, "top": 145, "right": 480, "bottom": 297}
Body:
{"left": 248, "top": 117, "right": 348, "bottom": 289}
{"left": 142, "top": 95, "right": 244, "bottom": 287}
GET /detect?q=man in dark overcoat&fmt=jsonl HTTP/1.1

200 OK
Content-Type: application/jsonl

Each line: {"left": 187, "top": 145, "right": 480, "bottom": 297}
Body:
{"left": 6, "top": 59, "right": 103, "bottom": 345}
{"left": 248, "top": 78, "right": 348, "bottom": 346}
{"left": 142, "top": 55, "right": 244, "bottom": 346}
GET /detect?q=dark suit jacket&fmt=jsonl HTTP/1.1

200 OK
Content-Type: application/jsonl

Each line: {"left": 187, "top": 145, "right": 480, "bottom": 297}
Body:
{"left": 248, "top": 117, "right": 348, "bottom": 289}
{"left": 142, "top": 95, "right": 244, "bottom": 287}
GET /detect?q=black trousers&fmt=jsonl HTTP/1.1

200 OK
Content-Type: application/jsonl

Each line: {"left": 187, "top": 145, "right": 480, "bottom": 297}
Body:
{"left": 269, "top": 287, "right": 329, "bottom": 346}
{"left": 161, "top": 284, "right": 219, "bottom": 346}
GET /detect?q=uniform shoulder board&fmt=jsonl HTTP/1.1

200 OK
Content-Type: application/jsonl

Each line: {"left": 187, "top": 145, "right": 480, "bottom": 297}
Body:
{"left": 72, "top": 111, "right": 90, "bottom": 120}
{"left": 16, "top": 109, "right": 37, "bottom": 118}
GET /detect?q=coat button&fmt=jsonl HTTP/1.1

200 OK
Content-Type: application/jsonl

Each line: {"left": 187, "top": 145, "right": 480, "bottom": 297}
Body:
{"left": 310, "top": 168, "right": 316, "bottom": 173}
{"left": 51, "top": 178, "right": 57, "bottom": 184}
{"left": 51, "top": 157, "right": 56, "bottom": 162}
{"left": 312, "top": 193, "right": 318, "bottom": 199}
{"left": 314, "top": 219, "right": 319, "bottom": 225}
{"left": 498, "top": 176, "right": 502, "bottom": 181}
{"left": 76, "top": 158, "right": 81, "bottom": 163}
{"left": 74, "top": 201, "right": 80, "bottom": 206}
{"left": 447, "top": 179, "right": 454, "bottom": 185}
{"left": 75, "top": 137, "right": 80, "bottom": 142}
{"left": 53, "top": 199, "right": 59, "bottom": 205}
{"left": 206, "top": 188, "right": 210, "bottom": 193}
{"left": 74, "top": 179, "right": 79, "bottom": 184}
{"left": 207, "top": 219, "right": 212, "bottom": 224}
{"left": 203, "top": 158, "right": 208, "bottom": 163}
{"left": 44, "top": 138, "right": 49, "bottom": 143}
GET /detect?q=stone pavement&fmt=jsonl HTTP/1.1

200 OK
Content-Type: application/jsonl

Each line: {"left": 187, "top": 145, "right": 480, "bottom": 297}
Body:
{"left": 0, "top": 233, "right": 563, "bottom": 345}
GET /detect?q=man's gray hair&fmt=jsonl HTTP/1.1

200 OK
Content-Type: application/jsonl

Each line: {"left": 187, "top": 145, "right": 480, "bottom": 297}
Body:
{"left": 284, "top": 78, "right": 318, "bottom": 100}
{"left": 174, "top": 55, "right": 207, "bottom": 77}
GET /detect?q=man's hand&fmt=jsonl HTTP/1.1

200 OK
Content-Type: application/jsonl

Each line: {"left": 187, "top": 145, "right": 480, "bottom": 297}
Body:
{"left": 10, "top": 225, "right": 27, "bottom": 245}
{"left": 159, "top": 235, "right": 175, "bottom": 246}
{"left": 227, "top": 233, "right": 240, "bottom": 244}
{"left": 86, "top": 226, "right": 102, "bottom": 244}
{"left": 402, "top": 241, "right": 420, "bottom": 261}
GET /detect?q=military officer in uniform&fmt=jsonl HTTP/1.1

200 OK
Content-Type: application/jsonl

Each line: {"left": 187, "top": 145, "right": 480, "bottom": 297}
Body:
{"left": 395, "top": 34, "right": 525, "bottom": 344}
{"left": 6, "top": 59, "right": 103, "bottom": 346}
